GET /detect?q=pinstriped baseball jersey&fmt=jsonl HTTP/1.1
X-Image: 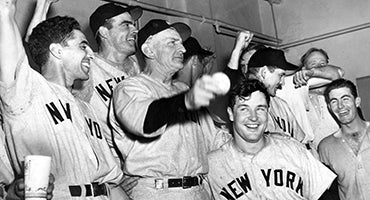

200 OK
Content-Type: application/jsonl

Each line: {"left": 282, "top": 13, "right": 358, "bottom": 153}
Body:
{"left": 109, "top": 74, "right": 231, "bottom": 178}
{"left": 0, "top": 57, "right": 124, "bottom": 199}
{"left": 73, "top": 53, "right": 140, "bottom": 148}
{"left": 267, "top": 96, "right": 306, "bottom": 142}
{"left": 207, "top": 134, "right": 336, "bottom": 200}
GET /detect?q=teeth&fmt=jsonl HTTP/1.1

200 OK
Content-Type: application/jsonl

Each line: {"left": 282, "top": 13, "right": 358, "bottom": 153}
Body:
{"left": 246, "top": 124, "right": 258, "bottom": 128}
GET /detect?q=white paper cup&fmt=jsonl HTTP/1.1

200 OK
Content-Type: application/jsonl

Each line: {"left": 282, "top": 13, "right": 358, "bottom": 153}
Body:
{"left": 24, "top": 155, "right": 51, "bottom": 200}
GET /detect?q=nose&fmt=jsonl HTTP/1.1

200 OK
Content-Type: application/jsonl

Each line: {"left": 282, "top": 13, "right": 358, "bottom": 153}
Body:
{"left": 249, "top": 110, "right": 258, "bottom": 121}
{"left": 280, "top": 76, "right": 285, "bottom": 86}
{"left": 86, "top": 46, "right": 94, "bottom": 60}
{"left": 179, "top": 43, "right": 186, "bottom": 54}
{"left": 338, "top": 100, "right": 344, "bottom": 109}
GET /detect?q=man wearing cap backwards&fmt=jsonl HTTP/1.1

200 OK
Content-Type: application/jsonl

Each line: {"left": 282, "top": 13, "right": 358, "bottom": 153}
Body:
{"left": 207, "top": 78, "right": 336, "bottom": 200}
{"left": 109, "top": 19, "right": 231, "bottom": 199}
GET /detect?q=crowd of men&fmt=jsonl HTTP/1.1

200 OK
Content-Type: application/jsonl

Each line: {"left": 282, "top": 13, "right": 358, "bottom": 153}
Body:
{"left": 0, "top": 0, "right": 369, "bottom": 200}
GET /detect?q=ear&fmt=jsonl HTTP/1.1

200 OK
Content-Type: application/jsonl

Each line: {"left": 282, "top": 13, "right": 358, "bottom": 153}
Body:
{"left": 49, "top": 43, "right": 63, "bottom": 59}
{"left": 141, "top": 43, "right": 155, "bottom": 58}
{"left": 355, "top": 96, "right": 361, "bottom": 107}
{"left": 260, "top": 66, "right": 267, "bottom": 79}
{"left": 227, "top": 107, "right": 234, "bottom": 122}
{"left": 98, "top": 26, "right": 109, "bottom": 40}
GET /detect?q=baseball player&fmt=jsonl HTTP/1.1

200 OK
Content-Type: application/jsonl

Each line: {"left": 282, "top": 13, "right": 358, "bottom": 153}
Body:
{"left": 72, "top": 3, "right": 143, "bottom": 152}
{"left": 109, "top": 19, "right": 231, "bottom": 200}
{"left": 0, "top": 0, "right": 126, "bottom": 199}
{"left": 225, "top": 33, "right": 306, "bottom": 142}
{"left": 319, "top": 79, "right": 370, "bottom": 200}
{"left": 207, "top": 78, "right": 336, "bottom": 200}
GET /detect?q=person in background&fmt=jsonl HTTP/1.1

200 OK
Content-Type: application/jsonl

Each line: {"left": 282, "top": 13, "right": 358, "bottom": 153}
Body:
{"left": 319, "top": 78, "right": 370, "bottom": 200}
{"left": 207, "top": 78, "right": 336, "bottom": 200}
{"left": 175, "top": 36, "right": 214, "bottom": 87}
{"left": 109, "top": 19, "right": 231, "bottom": 200}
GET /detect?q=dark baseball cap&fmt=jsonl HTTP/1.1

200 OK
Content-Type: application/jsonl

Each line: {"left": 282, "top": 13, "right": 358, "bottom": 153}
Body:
{"left": 183, "top": 37, "right": 213, "bottom": 60}
{"left": 89, "top": 3, "right": 143, "bottom": 36}
{"left": 248, "top": 47, "right": 298, "bottom": 71}
{"left": 138, "top": 19, "right": 191, "bottom": 54}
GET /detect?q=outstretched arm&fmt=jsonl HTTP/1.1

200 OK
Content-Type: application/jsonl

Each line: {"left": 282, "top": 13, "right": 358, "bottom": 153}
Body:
{"left": 0, "top": 0, "right": 25, "bottom": 83}
{"left": 24, "top": 0, "right": 59, "bottom": 42}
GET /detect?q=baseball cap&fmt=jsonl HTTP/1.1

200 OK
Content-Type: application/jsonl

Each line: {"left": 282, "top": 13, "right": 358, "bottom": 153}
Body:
{"left": 137, "top": 19, "right": 191, "bottom": 54}
{"left": 248, "top": 47, "right": 298, "bottom": 71}
{"left": 89, "top": 3, "right": 143, "bottom": 36}
{"left": 183, "top": 37, "right": 213, "bottom": 60}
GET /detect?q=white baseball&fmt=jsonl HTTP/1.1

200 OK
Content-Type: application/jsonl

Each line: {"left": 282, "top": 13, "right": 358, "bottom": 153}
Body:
{"left": 212, "top": 72, "right": 231, "bottom": 95}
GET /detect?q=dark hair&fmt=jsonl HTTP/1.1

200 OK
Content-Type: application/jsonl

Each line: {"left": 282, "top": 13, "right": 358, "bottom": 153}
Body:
{"left": 229, "top": 77, "right": 270, "bottom": 108}
{"left": 300, "top": 47, "right": 329, "bottom": 68}
{"left": 28, "top": 16, "right": 81, "bottom": 67}
{"left": 324, "top": 78, "right": 358, "bottom": 104}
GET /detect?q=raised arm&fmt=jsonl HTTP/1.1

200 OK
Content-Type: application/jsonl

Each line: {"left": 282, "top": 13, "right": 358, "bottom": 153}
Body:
{"left": 24, "top": 0, "right": 59, "bottom": 42}
{"left": 227, "top": 31, "right": 253, "bottom": 70}
{"left": 0, "top": 0, "right": 25, "bottom": 83}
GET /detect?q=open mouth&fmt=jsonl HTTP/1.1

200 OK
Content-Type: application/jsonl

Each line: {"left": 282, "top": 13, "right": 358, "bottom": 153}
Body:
{"left": 246, "top": 124, "right": 259, "bottom": 129}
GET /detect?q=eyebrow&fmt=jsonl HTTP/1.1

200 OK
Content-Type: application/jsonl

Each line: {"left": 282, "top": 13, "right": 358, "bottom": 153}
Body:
{"left": 120, "top": 20, "right": 134, "bottom": 25}
{"left": 329, "top": 94, "right": 352, "bottom": 102}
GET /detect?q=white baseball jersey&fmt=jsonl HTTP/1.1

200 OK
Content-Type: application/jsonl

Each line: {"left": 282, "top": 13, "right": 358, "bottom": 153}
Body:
{"left": 0, "top": 127, "right": 14, "bottom": 197}
{"left": 268, "top": 96, "right": 306, "bottom": 142}
{"left": 0, "top": 56, "right": 124, "bottom": 199}
{"left": 110, "top": 74, "right": 231, "bottom": 176}
{"left": 73, "top": 53, "right": 140, "bottom": 148}
{"left": 319, "top": 122, "right": 370, "bottom": 200}
{"left": 277, "top": 75, "right": 339, "bottom": 148}
{"left": 207, "top": 134, "right": 336, "bottom": 200}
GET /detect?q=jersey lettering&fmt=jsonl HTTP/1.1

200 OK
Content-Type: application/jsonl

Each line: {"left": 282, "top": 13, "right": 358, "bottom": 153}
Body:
{"left": 45, "top": 100, "right": 72, "bottom": 125}
{"left": 261, "top": 168, "right": 303, "bottom": 197}
{"left": 273, "top": 116, "right": 294, "bottom": 137}
{"left": 220, "top": 173, "right": 252, "bottom": 200}
{"left": 85, "top": 118, "right": 103, "bottom": 140}
{"left": 95, "top": 76, "right": 125, "bottom": 102}
{"left": 220, "top": 169, "right": 304, "bottom": 199}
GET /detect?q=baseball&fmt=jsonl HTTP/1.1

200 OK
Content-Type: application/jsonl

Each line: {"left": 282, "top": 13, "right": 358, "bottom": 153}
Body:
{"left": 212, "top": 72, "right": 231, "bottom": 95}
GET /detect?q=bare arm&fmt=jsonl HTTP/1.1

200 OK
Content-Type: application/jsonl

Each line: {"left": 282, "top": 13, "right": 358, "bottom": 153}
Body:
{"left": 227, "top": 31, "right": 253, "bottom": 70}
{"left": 293, "top": 65, "right": 345, "bottom": 88}
{"left": 0, "top": 0, "right": 25, "bottom": 83}
{"left": 24, "top": 0, "right": 59, "bottom": 42}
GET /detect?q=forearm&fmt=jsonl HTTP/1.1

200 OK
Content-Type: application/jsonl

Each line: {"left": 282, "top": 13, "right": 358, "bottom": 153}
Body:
{"left": 144, "top": 93, "right": 187, "bottom": 134}
{"left": 25, "top": 0, "right": 53, "bottom": 42}
{"left": 310, "top": 65, "right": 344, "bottom": 80}
{"left": 0, "top": 1, "right": 25, "bottom": 83}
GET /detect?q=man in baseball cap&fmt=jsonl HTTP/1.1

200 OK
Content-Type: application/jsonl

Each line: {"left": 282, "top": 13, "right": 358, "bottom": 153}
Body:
{"left": 247, "top": 47, "right": 299, "bottom": 96}
{"left": 73, "top": 3, "right": 143, "bottom": 196}
{"left": 176, "top": 36, "right": 214, "bottom": 87}
{"left": 109, "top": 19, "right": 231, "bottom": 199}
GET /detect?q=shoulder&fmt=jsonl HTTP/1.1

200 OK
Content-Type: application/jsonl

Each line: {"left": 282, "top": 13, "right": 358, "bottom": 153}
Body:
{"left": 266, "top": 132, "right": 306, "bottom": 151}
{"left": 208, "top": 141, "right": 232, "bottom": 162}
{"left": 318, "top": 131, "right": 339, "bottom": 151}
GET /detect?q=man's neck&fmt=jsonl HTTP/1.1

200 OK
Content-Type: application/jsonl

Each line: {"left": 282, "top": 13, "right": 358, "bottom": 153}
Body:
{"left": 144, "top": 61, "right": 175, "bottom": 85}
{"left": 233, "top": 135, "right": 266, "bottom": 155}
{"left": 98, "top": 48, "right": 131, "bottom": 65}
{"left": 341, "top": 119, "right": 368, "bottom": 155}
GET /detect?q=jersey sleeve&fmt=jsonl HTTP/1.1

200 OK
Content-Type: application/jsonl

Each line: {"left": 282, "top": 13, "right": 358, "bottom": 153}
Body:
{"left": 300, "top": 144, "right": 336, "bottom": 200}
{"left": 0, "top": 55, "right": 35, "bottom": 116}
{"left": 199, "top": 109, "right": 231, "bottom": 151}
{"left": 111, "top": 78, "right": 165, "bottom": 138}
